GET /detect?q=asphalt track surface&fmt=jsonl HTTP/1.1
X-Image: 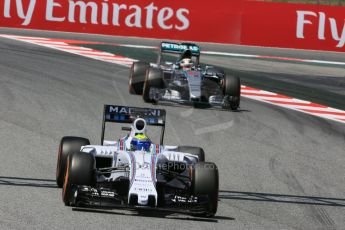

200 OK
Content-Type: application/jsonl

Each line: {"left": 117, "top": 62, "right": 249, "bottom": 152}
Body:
{"left": 1, "top": 28, "right": 345, "bottom": 230}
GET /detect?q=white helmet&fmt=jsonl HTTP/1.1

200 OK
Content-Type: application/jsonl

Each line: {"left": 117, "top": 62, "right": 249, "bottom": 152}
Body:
{"left": 180, "top": 58, "right": 193, "bottom": 70}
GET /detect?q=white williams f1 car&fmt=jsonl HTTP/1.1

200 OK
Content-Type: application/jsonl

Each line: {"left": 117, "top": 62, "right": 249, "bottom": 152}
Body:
{"left": 56, "top": 105, "right": 219, "bottom": 217}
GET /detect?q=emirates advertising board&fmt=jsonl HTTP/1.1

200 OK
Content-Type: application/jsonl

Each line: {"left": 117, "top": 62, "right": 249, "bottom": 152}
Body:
{"left": 0, "top": 0, "right": 345, "bottom": 52}
{"left": 241, "top": 1, "right": 345, "bottom": 52}
{"left": 0, "top": 0, "right": 242, "bottom": 43}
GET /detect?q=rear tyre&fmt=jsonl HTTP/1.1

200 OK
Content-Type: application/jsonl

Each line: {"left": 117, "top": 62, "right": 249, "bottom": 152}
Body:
{"left": 192, "top": 162, "right": 219, "bottom": 217}
{"left": 223, "top": 74, "right": 241, "bottom": 110}
{"left": 143, "top": 68, "right": 163, "bottom": 103}
{"left": 56, "top": 136, "right": 90, "bottom": 188}
{"left": 129, "top": 62, "right": 150, "bottom": 95}
{"left": 62, "top": 152, "right": 95, "bottom": 206}
{"left": 177, "top": 146, "right": 205, "bottom": 162}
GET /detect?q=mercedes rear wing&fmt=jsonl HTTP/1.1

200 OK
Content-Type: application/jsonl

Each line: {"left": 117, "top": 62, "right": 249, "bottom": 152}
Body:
{"left": 101, "top": 105, "right": 166, "bottom": 145}
{"left": 158, "top": 41, "right": 201, "bottom": 65}
{"left": 160, "top": 42, "right": 200, "bottom": 56}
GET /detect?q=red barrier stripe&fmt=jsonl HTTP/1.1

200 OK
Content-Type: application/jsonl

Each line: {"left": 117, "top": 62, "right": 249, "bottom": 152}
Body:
{"left": 259, "top": 56, "right": 304, "bottom": 62}
{"left": 300, "top": 109, "right": 345, "bottom": 117}
{"left": 21, "top": 40, "right": 66, "bottom": 44}
{"left": 241, "top": 92, "right": 292, "bottom": 99}
{"left": 241, "top": 86, "right": 258, "bottom": 90}
{"left": 51, "top": 39, "right": 105, "bottom": 45}
{"left": 265, "top": 100, "right": 328, "bottom": 108}
{"left": 99, "top": 56, "right": 132, "bottom": 60}
{"left": 51, "top": 46, "right": 92, "bottom": 51}
{"left": 76, "top": 51, "right": 114, "bottom": 56}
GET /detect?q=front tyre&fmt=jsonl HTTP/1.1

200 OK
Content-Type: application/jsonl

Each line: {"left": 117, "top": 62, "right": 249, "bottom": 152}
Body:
{"left": 142, "top": 68, "right": 163, "bottom": 103}
{"left": 223, "top": 74, "right": 241, "bottom": 110}
{"left": 62, "top": 152, "right": 95, "bottom": 206}
{"left": 192, "top": 162, "right": 219, "bottom": 217}
{"left": 129, "top": 62, "right": 150, "bottom": 95}
{"left": 56, "top": 136, "right": 90, "bottom": 188}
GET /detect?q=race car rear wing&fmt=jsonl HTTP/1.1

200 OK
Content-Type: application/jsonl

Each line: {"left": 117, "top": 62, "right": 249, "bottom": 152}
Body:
{"left": 160, "top": 42, "right": 200, "bottom": 56}
{"left": 101, "top": 105, "right": 166, "bottom": 145}
{"left": 158, "top": 42, "right": 201, "bottom": 65}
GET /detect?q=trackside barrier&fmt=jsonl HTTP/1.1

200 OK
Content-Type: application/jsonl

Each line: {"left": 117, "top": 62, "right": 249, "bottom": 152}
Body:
{"left": 0, "top": 0, "right": 345, "bottom": 52}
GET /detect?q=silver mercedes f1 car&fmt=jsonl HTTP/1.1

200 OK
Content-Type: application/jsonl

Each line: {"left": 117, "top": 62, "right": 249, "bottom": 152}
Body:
{"left": 129, "top": 42, "right": 241, "bottom": 110}
{"left": 56, "top": 105, "right": 219, "bottom": 217}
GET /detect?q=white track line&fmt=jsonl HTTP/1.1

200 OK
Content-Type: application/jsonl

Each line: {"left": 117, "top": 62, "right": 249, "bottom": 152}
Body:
{"left": 84, "top": 43, "right": 345, "bottom": 67}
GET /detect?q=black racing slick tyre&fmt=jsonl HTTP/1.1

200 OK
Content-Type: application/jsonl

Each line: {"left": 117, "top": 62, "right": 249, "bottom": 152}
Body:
{"left": 143, "top": 68, "right": 163, "bottom": 103}
{"left": 129, "top": 62, "right": 150, "bottom": 95}
{"left": 62, "top": 152, "right": 95, "bottom": 206}
{"left": 56, "top": 136, "right": 90, "bottom": 188}
{"left": 177, "top": 146, "right": 205, "bottom": 162}
{"left": 192, "top": 162, "right": 219, "bottom": 217}
{"left": 223, "top": 74, "right": 241, "bottom": 110}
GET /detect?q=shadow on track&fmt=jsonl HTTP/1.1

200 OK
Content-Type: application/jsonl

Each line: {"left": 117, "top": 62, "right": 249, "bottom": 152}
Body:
{"left": 152, "top": 101, "right": 250, "bottom": 113}
{"left": 72, "top": 207, "right": 234, "bottom": 223}
{"left": 219, "top": 190, "right": 345, "bottom": 207}
{"left": 3, "top": 178, "right": 344, "bottom": 208}
{"left": 0, "top": 176, "right": 57, "bottom": 188}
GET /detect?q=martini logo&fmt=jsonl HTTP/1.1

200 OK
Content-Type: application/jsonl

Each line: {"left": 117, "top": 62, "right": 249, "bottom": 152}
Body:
{"left": 2, "top": 0, "right": 190, "bottom": 30}
{"left": 108, "top": 106, "right": 161, "bottom": 117}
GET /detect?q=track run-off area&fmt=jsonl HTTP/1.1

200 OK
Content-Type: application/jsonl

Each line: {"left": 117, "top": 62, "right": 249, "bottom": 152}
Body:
{"left": 0, "top": 29, "right": 345, "bottom": 230}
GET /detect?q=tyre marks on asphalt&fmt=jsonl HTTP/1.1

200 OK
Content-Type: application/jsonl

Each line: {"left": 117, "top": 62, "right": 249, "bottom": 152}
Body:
{"left": 269, "top": 157, "right": 336, "bottom": 229}
{"left": 2, "top": 34, "right": 345, "bottom": 125}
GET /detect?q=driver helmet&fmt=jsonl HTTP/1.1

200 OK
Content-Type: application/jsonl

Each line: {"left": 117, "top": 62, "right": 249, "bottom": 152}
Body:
{"left": 180, "top": 58, "right": 193, "bottom": 71}
{"left": 130, "top": 134, "right": 151, "bottom": 152}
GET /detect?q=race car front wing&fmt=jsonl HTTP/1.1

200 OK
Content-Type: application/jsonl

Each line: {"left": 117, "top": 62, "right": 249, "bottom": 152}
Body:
{"left": 70, "top": 185, "right": 210, "bottom": 216}
{"left": 149, "top": 87, "right": 235, "bottom": 110}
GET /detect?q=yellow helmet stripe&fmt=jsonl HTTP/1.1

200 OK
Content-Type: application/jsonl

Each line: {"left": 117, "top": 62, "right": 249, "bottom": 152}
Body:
{"left": 135, "top": 134, "right": 147, "bottom": 140}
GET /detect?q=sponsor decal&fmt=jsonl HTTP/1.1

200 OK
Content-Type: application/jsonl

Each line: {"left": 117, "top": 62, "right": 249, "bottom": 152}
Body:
{"left": 100, "top": 190, "right": 115, "bottom": 197}
{"left": 172, "top": 195, "right": 197, "bottom": 203}
{"left": 108, "top": 106, "right": 161, "bottom": 117}
{"left": 2, "top": 1, "right": 345, "bottom": 52}
{"left": 161, "top": 42, "right": 199, "bottom": 52}
{"left": 296, "top": 10, "right": 345, "bottom": 48}
{"left": 1, "top": 0, "right": 190, "bottom": 31}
